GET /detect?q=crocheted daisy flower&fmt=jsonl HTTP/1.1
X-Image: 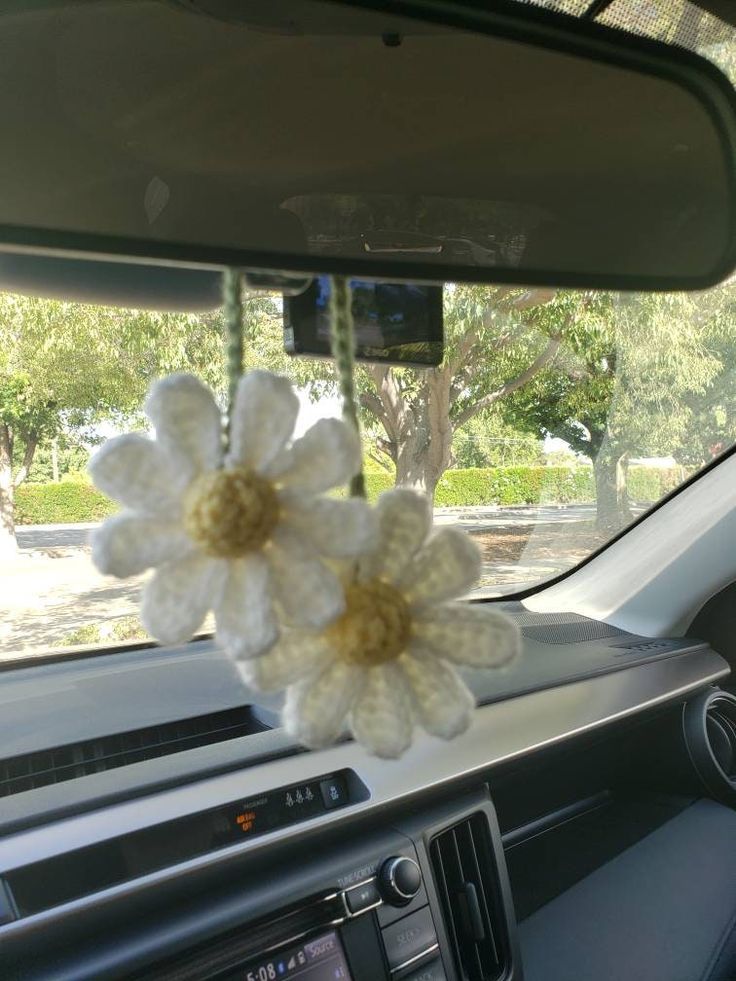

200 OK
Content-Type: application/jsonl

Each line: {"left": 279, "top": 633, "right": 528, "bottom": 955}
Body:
{"left": 88, "top": 371, "right": 373, "bottom": 659}
{"left": 240, "top": 489, "right": 521, "bottom": 758}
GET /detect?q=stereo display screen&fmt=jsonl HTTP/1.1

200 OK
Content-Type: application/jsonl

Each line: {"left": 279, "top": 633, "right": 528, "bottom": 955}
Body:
{"left": 226, "top": 930, "right": 351, "bottom": 981}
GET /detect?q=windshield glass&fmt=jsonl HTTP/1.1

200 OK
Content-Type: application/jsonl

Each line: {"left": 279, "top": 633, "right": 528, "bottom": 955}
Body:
{"left": 2, "top": 278, "right": 736, "bottom": 663}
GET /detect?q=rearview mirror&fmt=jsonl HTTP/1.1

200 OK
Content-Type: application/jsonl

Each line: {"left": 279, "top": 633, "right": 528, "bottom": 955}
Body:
{"left": 0, "top": 0, "right": 734, "bottom": 290}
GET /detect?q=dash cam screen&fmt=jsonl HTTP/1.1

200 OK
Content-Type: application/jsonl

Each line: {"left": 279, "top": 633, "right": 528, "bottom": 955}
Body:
{"left": 284, "top": 276, "right": 443, "bottom": 366}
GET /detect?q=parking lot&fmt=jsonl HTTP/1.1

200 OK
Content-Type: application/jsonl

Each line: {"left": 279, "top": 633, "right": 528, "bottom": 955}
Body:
{"left": 1, "top": 505, "right": 605, "bottom": 661}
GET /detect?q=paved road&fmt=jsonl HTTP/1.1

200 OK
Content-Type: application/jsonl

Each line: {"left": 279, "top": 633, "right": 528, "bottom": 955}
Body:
{"left": 16, "top": 522, "right": 99, "bottom": 550}
{"left": 16, "top": 506, "right": 601, "bottom": 550}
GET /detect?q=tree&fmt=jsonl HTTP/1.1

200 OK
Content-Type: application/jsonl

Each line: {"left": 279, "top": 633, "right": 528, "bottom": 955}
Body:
{"left": 354, "top": 286, "right": 563, "bottom": 497}
{"left": 241, "top": 285, "right": 563, "bottom": 498}
{"left": 505, "top": 289, "right": 729, "bottom": 531}
{"left": 228, "top": 282, "right": 736, "bottom": 534}
{"left": 452, "top": 409, "right": 543, "bottom": 469}
{"left": 660, "top": 287, "right": 736, "bottom": 467}
{"left": 0, "top": 294, "right": 224, "bottom": 554}
{"left": 12, "top": 430, "right": 93, "bottom": 483}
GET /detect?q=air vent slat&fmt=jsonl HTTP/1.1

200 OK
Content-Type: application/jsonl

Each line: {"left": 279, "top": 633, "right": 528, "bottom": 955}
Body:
{"left": 0, "top": 705, "right": 273, "bottom": 799}
{"left": 433, "top": 835, "right": 462, "bottom": 959}
{"left": 708, "top": 707, "right": 736, "bottom": 778}
{"left": 430, "top": 813, "right": 506, "bottom": 981}
{"left": 460, "top": 821, "right": 500, "bottom": 969}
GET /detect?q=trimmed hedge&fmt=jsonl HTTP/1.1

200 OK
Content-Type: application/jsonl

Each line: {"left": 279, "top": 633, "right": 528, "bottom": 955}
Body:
{"left": 341, "top": 465, "right": 680, "bottom": 507}
{"left": 14, "top": 465, "right": 682, "bottom": 524}
{"left": 14, "top": 480, "right": 118, "bottom": 525}
{"left": 435, "top": 466, "right": 591, "bottom": 507}
{"left": 434, "top": 465, "right": 681, "bottom": 508}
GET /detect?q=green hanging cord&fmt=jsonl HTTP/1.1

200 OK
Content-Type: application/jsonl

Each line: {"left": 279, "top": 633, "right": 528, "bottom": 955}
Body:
{"left": 223, "top": 268, "right": 244, "bottom": 452}
{"left": 329, "top": 276, "right": 366, "bottom": 499}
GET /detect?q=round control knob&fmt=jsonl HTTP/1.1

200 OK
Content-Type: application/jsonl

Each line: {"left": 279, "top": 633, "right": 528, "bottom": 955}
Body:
{"left": 378, "top": 855, "right": 422, "bottom": 906}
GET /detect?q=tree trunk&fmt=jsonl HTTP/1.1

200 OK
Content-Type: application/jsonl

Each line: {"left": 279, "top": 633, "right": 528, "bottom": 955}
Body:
{"left": 424, "top": 370, "right": 453, "bottom": 502}
{"left": 51, "top": 438, "right": 60, "bottom": 482}
{"left": 394, "top": 414, "right": 431, "bottom": 494}
{"left": 0, "top": 425, "right": 17, "bottom": 557}
{"left": 593, "top": 450, "right": 631, "bottom": 534}
{"left": 13, "top": 431, "right": 38, "bottom": 488}
{"left": 392, "top": 374, "right": 454, "bottom": 502}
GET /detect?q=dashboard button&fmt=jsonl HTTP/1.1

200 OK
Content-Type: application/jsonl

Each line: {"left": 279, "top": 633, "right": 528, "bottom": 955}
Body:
{"left": 319, "top": 775, "right": 348, "bottom": 809}
{"left": 381, "top": 906, "right": 437, "bottom": 971}
{"left": 377, "top": 881, "right": 428, "bottom": 927}
{"left": 345, "top": 879, "right": 381, "bottom": 915}
{"left": 401, "top": 957, "right": 447, "bottom": 981}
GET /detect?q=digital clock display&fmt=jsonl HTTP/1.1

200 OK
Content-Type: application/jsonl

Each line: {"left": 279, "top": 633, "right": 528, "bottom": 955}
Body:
{"left": 223, "top": 930, "right": 352, "bottom": 981}
{"left": 221, "top": 779, "right": 325, "bottom": 842}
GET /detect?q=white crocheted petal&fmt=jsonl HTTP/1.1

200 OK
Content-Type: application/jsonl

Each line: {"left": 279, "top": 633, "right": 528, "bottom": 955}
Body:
{"left": 412, "top": 603, "right": 521, "bottom": 669}
{"left": 228, "top": 370, "right": 299, "bottom": 473}
{"left": 402, "top": 527, "right": 481, "bottom": 607}
{"left": 141, "top": 553, "right": 227, "bottom": 645}
{"left": 88, "top": 434, "right": 184, "bottom": 513}
{"left": 358, "top": 489, "right": 431, "bottom": 584}
{"left": 265, "top": 418, "right": 360, "bottom": 494}
{"left": 349, "top": 663, "right": 414, "bottom": 759}
{"left": 90, "top": 513, "right": 193, "bottom": 578}
{"left": 214, "top": 555, "right": 278, "bottom": 660}
{"left": 283, "top": 658, "right": 362, "bottom": 748}
{"left": 144, "top": 374, "right": 222, "bottom": 477}
{"left": 281, "top": 497, "right": 376, "bottom": 558}
{"left": 239, "top": 631, "right": 332, "bottom": 692}
{"left": 267, "top": 528, "right": 345, "bottom": 628}
{"left": 398, "top": 650, "right": 475, "bottom": 740}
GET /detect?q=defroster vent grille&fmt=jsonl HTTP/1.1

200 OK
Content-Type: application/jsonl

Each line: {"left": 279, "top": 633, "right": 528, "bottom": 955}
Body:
{"left": 0, "top": 705, "right": 273, "bottom": 798}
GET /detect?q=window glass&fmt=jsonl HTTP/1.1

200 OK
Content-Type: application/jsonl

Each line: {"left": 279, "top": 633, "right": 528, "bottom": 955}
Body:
{"left": 2, "top": 278, "right": 735, "bottom": 661}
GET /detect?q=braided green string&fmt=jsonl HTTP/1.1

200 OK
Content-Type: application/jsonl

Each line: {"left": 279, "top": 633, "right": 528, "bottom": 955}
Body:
{"left": 223, "top": 268, "right": 244, "bottom": 451}
{"left": 329, "top": 276, "right": 366, "bottom": 499}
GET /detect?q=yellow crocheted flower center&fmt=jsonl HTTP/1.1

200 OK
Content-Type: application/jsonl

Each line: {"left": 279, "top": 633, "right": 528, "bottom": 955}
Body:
{"left": 327, "top": 578, "right": 412, "bottom": 668}
{"left": 183, "top": 467, "right": 280, "bottom": 558}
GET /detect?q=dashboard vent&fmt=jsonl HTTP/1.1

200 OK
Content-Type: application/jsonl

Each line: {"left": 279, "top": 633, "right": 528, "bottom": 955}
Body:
{"left": 0, "top": 705, "right": 274, "bottom": 798}
{"left": 706, "top": 699, "right": 736, "bottom": 781}
{"left": 683, "top": 689, "right": 736, "bottom": 806}
{"left": 430, "top": 813, "right": 505, "bottom": 981}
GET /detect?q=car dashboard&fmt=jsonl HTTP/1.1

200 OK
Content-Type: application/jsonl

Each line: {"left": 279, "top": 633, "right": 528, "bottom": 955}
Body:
{"left": 0, "top": 603, "right": 733, "bottom": 981}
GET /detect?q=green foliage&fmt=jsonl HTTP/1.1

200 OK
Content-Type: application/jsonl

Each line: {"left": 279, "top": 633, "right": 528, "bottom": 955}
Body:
{"left": 363, "top": 453, "right": 395, "bottom": 476}
{"left": 15, "top": 463, "right": 681, "bottom": 522}
{"left": 14, "top": 480, "right": 117, "bottom": 525}
{"left": 339, "top": 466, "right": 679, "bottom": 507}
{"left": 13, "top": 435, "right": 92, "bottom": 483}
{"left": 433, "top": 465, "right": 679, "bottom": 508}
{"left": 363, "top": 472, "right": 394, "bottom": 500}
{"left": 453, "top": 410, "right": 543, "bottom": 468}
{"left": 56, "top": 623, "right": 106, "bottom": 647}
{"left": 434, "top": 467, "right": 594, "bottom": 507}
{"left": 57, "top": 616, "right": 147, "bottom": 649}
{"left": 0, "top": 292, "right": 230, "bottom": 545}
{"left": 0, "top": 292, "right": 226, "bottom": 470}
{"left": 503, "top": 284, "right": 736, "bottom": 531}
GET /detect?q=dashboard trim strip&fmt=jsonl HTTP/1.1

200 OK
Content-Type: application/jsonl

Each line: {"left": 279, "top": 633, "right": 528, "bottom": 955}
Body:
{"left": 390, "top": 942, "right": 441, "bottom": 974}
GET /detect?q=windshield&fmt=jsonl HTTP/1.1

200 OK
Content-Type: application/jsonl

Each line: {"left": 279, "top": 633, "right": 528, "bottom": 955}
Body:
{"left": 2, "top": 277, "right": 736, "bottom": 663}
{"left": 3, "top": 0, "right": 736, "bottom": 663}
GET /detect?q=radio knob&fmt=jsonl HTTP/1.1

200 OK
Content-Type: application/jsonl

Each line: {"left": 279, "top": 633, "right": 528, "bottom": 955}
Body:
{"left": 378, "top": 856, "right": 422, "bottom": 906}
